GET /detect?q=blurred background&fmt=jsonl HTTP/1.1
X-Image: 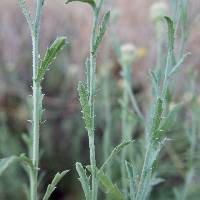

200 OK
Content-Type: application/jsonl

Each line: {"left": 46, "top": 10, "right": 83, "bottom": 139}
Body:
{"left": 0, "top": 0, "right": 200, "bottom": 199}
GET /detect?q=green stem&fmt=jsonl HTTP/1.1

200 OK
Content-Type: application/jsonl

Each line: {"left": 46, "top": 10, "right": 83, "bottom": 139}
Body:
{"left": 88, "top": 131, "right": 97, "bottom": 200}
{"left": 87, "top": 1, "right": 106, "bottom": 199}
{"left": 135, "top": 143, "right": 151, "bottom": 200}
{"left": 102, "top": 71, "right": 112, "bottom": 175}
{"left": 121, "top": 66, "right": 130, "bottom": 196}
{"left": 30, "top": 0, "right": 44, "bottom": 199}
{"left": 88, "top": 18, "right": 97, "bottom": 200}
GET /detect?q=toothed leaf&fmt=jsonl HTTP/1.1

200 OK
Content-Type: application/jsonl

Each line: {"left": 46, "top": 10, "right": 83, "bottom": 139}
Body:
{"left": 97, "top": 169, "right": 124, "bottom": 200}
{"left": 151, "top": 98, "right": 163, "bottom": 141}
{"left": 101, "top": 140, "right": 133, "bottom": 170}
{"left": 76, "top": 162, "right": 91, "bottom": 200}
{"left": 18, "top": 0, "right": 33, "bottom": 30}
{"left": 78, "top": 81, "right": 92, "bottom": 131}
{"left": 36, "top": 37, "right": 67, "bottom": 82}
{"left": 93, "top": 11, "right": 110, "bottom": 54}
{"left": 43, "top": 170, "right": 69, "bottom": 200}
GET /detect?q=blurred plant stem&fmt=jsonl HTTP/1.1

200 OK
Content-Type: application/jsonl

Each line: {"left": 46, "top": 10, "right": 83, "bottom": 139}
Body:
{"left": 102, "top": 64, "right": 112, "bottom": 177}
{"left": 121, "top": 63, "right": 131, "bottom": 196}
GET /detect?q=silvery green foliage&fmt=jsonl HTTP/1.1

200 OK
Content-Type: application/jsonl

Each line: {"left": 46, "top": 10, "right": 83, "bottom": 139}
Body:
{"left": 66, "top": 0, "right": 110, "bottom": 199}
{"left": 134, "top": 15, "right": 190, "bottom": 200}
{"left": 17, "top": 0, "right": 68, "bottom": 199}
{"left": 85, "top": 141, "right": 132, "bottom": 200}
{"left": 173, "top": 68, "right": 200, "bottom": 200}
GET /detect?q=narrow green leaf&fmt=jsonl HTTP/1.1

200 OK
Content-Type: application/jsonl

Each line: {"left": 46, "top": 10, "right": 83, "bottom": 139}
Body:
{"left": 164, "top": 16, "right": 176, "bottom": 75}
{"left": 97, "top": 169, "right": 124, "bottom": 200}
{"left": 151, "top": 98, "right": 163, "bottom": 141}
{"left": 18, "top": 0, "right": 33, "bottom": 30}
{"left": 65, "top": 0, "right": 96, "bottom": 9}
{"left": 164, "top": 16, "right": 175, "bottom": 51}
{"left": 93, "top": 11, "right": 110, "bottom": 54}
{"left": 0, "top": 154, "right": 37, "bottom": 176}
{"left": 78, "top": 81, "right": 92, "bottom": 131}
{"left": 149, "top": 70, "right": 159, "bottom": 96}
{"left": 36, "top": 37, "right": 67, "bottom": 82}
{"left": 125, "top": 161, "right": 136, "bottom": 199}
{"left": 43, "top": 170, "right": 69, "bottom": 200}
{"left": 39, "top": 89, "right": 44, "bottom": 122}
{"left": 160, "top": 103, "right": 182, "bottom": 131}
{"left": 101, "top": 140, "right": 133, "bottom": 171}
{"left": 18, "top": 154, "right": 35, "bottom": 172}
{"left": 150, "top": 177, "right": 165, "bottom": 186}
{"left": 85, "top": 57, "right": 90, "bottom": 91}
{"left": 0, "top": 156, "right": 17, "bottom": 176}
{"left": 76, "top": 162, "right": 91, "bottom": 200}
{"left": 169, "top": 52, "right": 191, "bottom": 76}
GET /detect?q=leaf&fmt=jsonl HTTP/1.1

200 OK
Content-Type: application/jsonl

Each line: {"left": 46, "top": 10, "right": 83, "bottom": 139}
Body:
{"left": 18, "top": 154, "right": 35, "bottom": 173}
{"left": 0, "top": 154, "right": 36, "bottom": 177}
{"left": 150, "top": 177, "right": 165, "bottom": 186}
{"left": 101, "top": 140, "right": 133, "bottom": 171}
{"left": 97, "top": 169, "right": 124, "bottom": 200}
{"left": 93, "top": 11, "right": 110, "bottom": 54}
{"left": 85, "top": 57, "right": 90, "bottom": 90}
{"left": 160, "top": 103, "right": 182, "bottom": 131}
{"left": 168, "top": 52, "right": 191, "bottom": 76}
{"left": 125, "top": 161, "right": 136, "bottom": 199}
{"left": 18, "top": 0, "right": 33, "bottom": 30}
{"left": 36, "top": 37, "right": 67, "bottom": 82}
{"left": 85, "top": 166, "right": 124, "bottom": 200}
{"left": 65, "top": 0, "right": 96, "bottom": 9}
{"left": 0, "top": 156, "right": 17, "bottom": 176}
{"left": 149, "top": 70, "right": 159, "bottom": 96}
{"left": 43, "top": 170, "right": 69, "bottom": 200}
{"left": 151, "top": 98, "right": 163, "bottom": 141}
{"left": 38, "top": 89, "right": 44, "bottom": 122}
{"left": 164, "top": 16, "right": 175, "bottom": 51}
{"left": 78, "top": 81, "right": 92, "bottom": 131}
{"left": 76, "top": 162, "right": 91, "bottom": 200}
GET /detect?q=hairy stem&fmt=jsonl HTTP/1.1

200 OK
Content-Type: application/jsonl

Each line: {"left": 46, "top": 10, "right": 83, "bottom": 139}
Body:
{"left": 30, "top": 0, "right": 44, "bottom": 199}
{"left": 88, "top": 1, "right": 106, "bottom": 200}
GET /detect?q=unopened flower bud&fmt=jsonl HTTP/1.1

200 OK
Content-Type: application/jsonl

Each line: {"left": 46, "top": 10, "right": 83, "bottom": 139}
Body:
{"left": 150, "top": 2, "right": 168, "bottom": 21}
{"left": 120, "top": 44, "right": 137, "bottom": 66}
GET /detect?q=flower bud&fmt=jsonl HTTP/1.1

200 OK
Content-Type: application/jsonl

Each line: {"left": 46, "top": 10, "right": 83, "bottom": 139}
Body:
{"left": 150, "top": 2, "right": 168, "bottom": 21}
{"left": 120, "top": 44, "right": 137, "bottom": 66}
